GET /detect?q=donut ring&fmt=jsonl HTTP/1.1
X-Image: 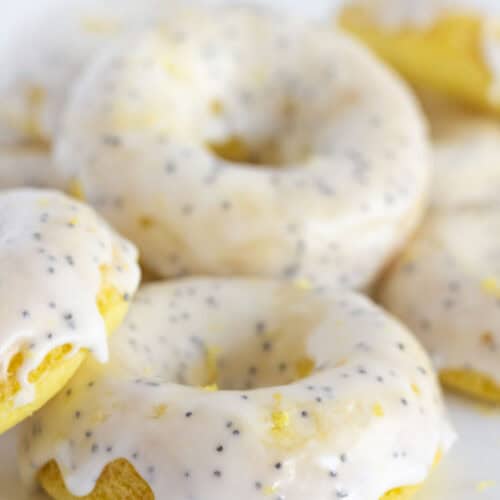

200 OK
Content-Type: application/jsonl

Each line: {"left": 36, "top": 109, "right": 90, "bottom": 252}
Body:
{"left": 0, "top": 189, "right": 140, "bottom": 434}
{"left": 56, "top": 7, "right": 430, "bottom": 290}
{"left": 339, "top": 0, "right": 500, "bottom": 113}
{"left": 20, "top": 278, "right": 453, "bottom": 500}
{"left": 0, "top": 0, "right": 167, "bottom": 144}
{"left": 378, "top": 111, "right": 500, "bottom": 402}
{"left": 0, "top": 146, "right": 65, "bottom": 190}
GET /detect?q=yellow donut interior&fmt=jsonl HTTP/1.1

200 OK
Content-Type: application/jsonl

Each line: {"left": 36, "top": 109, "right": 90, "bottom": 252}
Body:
{"left": 339, "top": 7, "right": 496, "bottom": 113}
{"left": 207, "top": 135, "right": 301, "bottom": 166}
{"left": 39, "top": 459, "right": 154, "bottom": 500}
{"left": 38, "top": 458, "right": 423, "bottom": 500}
{"left": 382, "top": 486, "right": 420, "bottom": 500}
{"left": 0, "top": 282, "right": 128, "bottom": 435}
{"left": 440, "top": 369, "right": 500, "bottom": 403}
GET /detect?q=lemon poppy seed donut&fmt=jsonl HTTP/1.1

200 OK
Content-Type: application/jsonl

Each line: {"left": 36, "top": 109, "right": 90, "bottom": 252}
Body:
{"left": 56, "top": 7, "right": 431, "bottom": 290}
{"left": 339, "top": 0, "right": 500, "bottom": 113}
{"left": 378, "top": 112, "right": 500, "bottom": 403}
{"left": 20, "top": 279, "right": 454, "bottom": 500}
{"left": 0, "top": 188, "right": 140, "bottom": 434}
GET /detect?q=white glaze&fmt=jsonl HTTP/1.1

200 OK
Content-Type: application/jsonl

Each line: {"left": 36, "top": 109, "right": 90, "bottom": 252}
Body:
{"left": 20, "top": 278, "right": 454, "bottom": 500}
{"left": 379, "top": 115, "right": 500, "bottom": 382}
{"left": 481, "top": 19, "right": 500, "bottom": 104}
{"left": 0, "top": 147, "right": 65, "bottom": 190}
{"left": 55, "top": 6, "right": 430, "bottom": 290}
{"left": 0, "top": 189, "right": 140, "bottom": 405}
{"left": 0, "top": 0, "right": 173, "bottom": 144}
{"left": 430, "top": 118, "right": 500, "bottom": 209}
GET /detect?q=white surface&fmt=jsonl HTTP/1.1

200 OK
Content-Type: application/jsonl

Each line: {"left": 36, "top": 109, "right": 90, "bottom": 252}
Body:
{"left": 415, "top": 396, "right": 500, "bottom": 500}
{"left": 0, "top": 395, "right": 498, "bottom": 499}
{"left": 1, "top": 0, "right": 342, "bottom": 27}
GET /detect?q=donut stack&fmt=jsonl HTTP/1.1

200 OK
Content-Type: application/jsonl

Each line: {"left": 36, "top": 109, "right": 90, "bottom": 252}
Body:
{"left": 338, "top": 0, "right": 500, "bottom": 402}
{"left": 8, "top": 1, "right": 500, "bottom": 499}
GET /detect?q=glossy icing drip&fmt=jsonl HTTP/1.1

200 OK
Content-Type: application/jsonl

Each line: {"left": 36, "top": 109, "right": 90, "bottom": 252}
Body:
{"left": 0, "top": 188, "right": 140, "bottom": 405}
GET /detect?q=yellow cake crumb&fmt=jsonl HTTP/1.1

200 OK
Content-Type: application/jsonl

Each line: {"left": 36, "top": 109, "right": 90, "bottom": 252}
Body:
{"left": 210, "top": 99, "right": 224, "bottom": 115}
{"left": 476, "top": 480, "right": 496, "bottom": 492}
{"left": 150, "top": 404, "right": 167, "bottom": 419}
{"left": 373, "top": 402, "right": 385, "bottom": 417}
{"left": 480, "top": 332, "right": 496, "bottom": 349}
{"left": 263, "top": 485, "right": 277, "bottom": 496}
{"left": 271, "top": 410, "right": 290, "bottom": 433}
{"left": 202, "top": 384, "right": 218, "bottom": 392}
{"left": 68, "top": 180, "right": 86, "bottom": 201}
{"left": 270, "top": 393, "right": 290, "bottom": 434}
{"left": 205, "top": 346, "right": 220, "bottom": 386}
{"left": 293, "top": 278, "right": 313, "bottom": 291}
{"left": 440, "top": 368, "right": 500, "bottom": 403}
{"left": 295, "top": 357, "right": 315, "bottom": 379}
{"left": 138, "top": 216, "right": 155, "bottom": 229}
{"left": 207, "top": 136, "right": 252, "bottom": 164}
{"left": 481, "top": 277, "right": 500, "bottom": 298}
{"left": 23, "top": 86, "right": 46, "bottom": 140}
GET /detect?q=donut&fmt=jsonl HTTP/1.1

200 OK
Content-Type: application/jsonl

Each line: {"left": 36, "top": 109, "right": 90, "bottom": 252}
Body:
{"left": 378, "top": 110, "right": 500, "bottom": 403}
{"left": 0, "top": 146, "right": 65, "bottom": 190}
{"left": 0, "top": 188, "right": 140, "bottom": 434}
{"left": 339, "top": 0, "right": 500, "bottom": 113}
{"left": 0, "top": 0, "right": 169, "bottom": 144}
{"left": 55, "top": 6, "right": 431, "bottom": 290}
{"left": 20, "top": 278, "right": 454, "bottom": 500}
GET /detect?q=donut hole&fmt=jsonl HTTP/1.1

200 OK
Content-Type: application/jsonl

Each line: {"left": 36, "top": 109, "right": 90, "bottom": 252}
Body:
{"left": 126, "top": 333, "right": 316, "bottom": 391}
{"left": 208, "top": 136, "right": 271, "bottom": 165}
{"left": 194, "top": 332, "right": 316, "bottom": 391}
{"left": 207, "top": 135, "right": 299, "bottom": 167}
{"left": 204, "top": 95, "right": 314, "bottom": 167}
{"left": 157, "top": 303, "right": 323, "bottom": 391}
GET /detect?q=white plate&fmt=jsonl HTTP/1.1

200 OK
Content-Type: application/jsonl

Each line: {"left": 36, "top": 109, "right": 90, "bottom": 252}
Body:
{"left": 0, "top": 395, "right": 498, "bottom": 499}
{"left": 415, "top": 395, "right": 500, "bottom": 500}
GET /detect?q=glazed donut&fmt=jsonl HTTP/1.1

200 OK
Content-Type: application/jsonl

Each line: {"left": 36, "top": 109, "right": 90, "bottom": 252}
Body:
{"left": 0, "top": 188, "right": 140, "bottom": 435}
{"left": 56, "top": 7, "right": 430, "bottom": 290}
{"left": 378, "top": 112, "right": 500, "bottom": 402}
{"left": 20, "top": 278, "right": 453, "bottom": 500}
{"left": 0, "top": 146, "right": 65, "bottom": 190}
{"left": 0, "top": 0, "right": 169, "bottom": 144}
{"left": 339, "top": 0, "right": 500, "bottom": 113}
